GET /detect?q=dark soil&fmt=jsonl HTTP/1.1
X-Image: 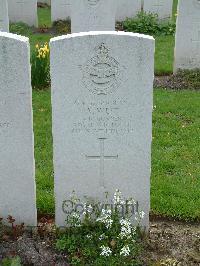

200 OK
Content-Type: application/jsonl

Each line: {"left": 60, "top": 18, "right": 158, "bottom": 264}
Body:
{"left": 0, "top": 218, "right": 199, "bottom": 266}
{"left": 154, "top": 74, "right": 200, "bottom": 90}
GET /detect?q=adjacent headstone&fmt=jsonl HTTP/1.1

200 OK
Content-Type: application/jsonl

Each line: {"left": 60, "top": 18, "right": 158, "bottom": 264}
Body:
{"left": 0, "top": 0, "right": 9, "bottom": 32}
{"left": 7, "top": 0, "right": 38, "bottom": 27}
{"left": 38, "top": 0, "right": 50, "bottom": 4}
{"left": 51, "top": 0, "right": 70, "bottom": 22}
{"left": 144, "top": 0, "right": 173, "bottom": 19}
{"left": 50, "top": 31, "right": 154, "bottom": 228}
{"left": 174, "top": 0, "right": 200, "bottom": 71}
{"left": 116, "top": 0, "right": 141, "bottom": 21}
{"left": 0, "top": 32, "right": 37, "bottom": 226}
{"left": 71, "top": 0, "right": 116, "bottom": 33}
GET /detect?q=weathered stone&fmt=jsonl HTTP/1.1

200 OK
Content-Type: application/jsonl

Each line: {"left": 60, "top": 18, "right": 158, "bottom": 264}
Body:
{"left": 50, "top": 31, "right": 154, "bottom": 228}
{"left": 174, "top": 0, "right": 200, "bottom": 71}
{"left": 0, "top": 0, "right": 9, "bottom": 32}
{"left": 0, "top": 32, "right": 37, "bottom": 226}
{"left": 70, "top": 0, "right": 116, "bottom": 33}
{"left": 8, "top": 0, "right": 38, "bottom": 27}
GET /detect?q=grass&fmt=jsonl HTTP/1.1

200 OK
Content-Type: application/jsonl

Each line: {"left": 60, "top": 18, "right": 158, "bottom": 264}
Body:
{"left": 32, "top": 89, "right": 200, "bottom": 221}
{"left": 155, "top": 36, "right": 175, "bottom": 75}
{"left": 38, "top": 6, "right": 51, "bottom": 28}
{"left": 152, "top": 89, "right": 200, "bottom": 220}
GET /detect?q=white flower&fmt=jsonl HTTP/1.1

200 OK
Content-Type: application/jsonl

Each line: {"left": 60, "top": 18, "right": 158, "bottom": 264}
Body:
{"left": 139, "top": 211, "right": 145, "bottom": 219}
{"left": 113, "top": 189, "right": 125, "bottom": 205}
{"left": 83, "top": 203, "right": 93, "bottom": 215}
{"left": 127, "top": 198, "right": 136, "bottom": 205}
{"left": 86, "top": 234, "right": 92, "bottom": 239}
{"left": 119, "top": 218, "right": 132, "bottom": 239}
{"left": 120, "top": 245, "right": 130, "bottom": 256}
{"left": 97, "top": 209, "right": 113, "bottom": 229}
{"left": 135, "top": 211, "right": 145, "bottom": 221}
{"left": 99, "top": 234, "right": 105, "bottom": 240}
{"left": 71, "top": 212, "right": 81, "bottom": 227}
{"left": 100, "top": 245, "right": 112, "bottom": 257}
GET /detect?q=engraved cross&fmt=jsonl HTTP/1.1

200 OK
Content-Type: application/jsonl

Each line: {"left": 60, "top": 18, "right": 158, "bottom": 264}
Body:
{"left": 86, "top": 138, "right": 118, "bottom": 179}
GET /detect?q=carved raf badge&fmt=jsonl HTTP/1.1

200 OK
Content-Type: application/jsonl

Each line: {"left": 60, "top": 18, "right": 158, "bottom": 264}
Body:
{"left": 82, "top": 43, "right": 120, "bottom": 95}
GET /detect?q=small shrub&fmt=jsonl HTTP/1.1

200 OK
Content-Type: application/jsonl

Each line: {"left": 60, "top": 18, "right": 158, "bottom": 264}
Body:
{"left": 52, "top": 20, "right": 71, "bottom": 35}
{"left": 56, "top": 190, "right": 145, "bottom": 266}
{"left": 31, "top": 42, "right": 50, "bottom": 90}
{"left": 0, "top": 257, "right": 22, "bottom": 266}
{"left": 123, "top": 12, "right": 175, "bottom": 36}
{"left": 10, "top": 22, "right": 32, "bottom": 36}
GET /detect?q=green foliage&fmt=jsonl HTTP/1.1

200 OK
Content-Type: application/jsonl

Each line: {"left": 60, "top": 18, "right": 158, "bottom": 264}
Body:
{"left": 0, "top": 257, "right": 22, "bottom": 266}
{"left": 56, "top": 191, "right": 143, "bottom": 266}
{"left": 10, "top": 22, "right": 32, "bottom": 36}
{"left": 52, "top": 20, "right": 71, "bottom": 35}
{"left": 31, "top": 43, "right": 50, "bottom": 90}
{"left": 123, "top": 12, "right": 176, "bottom": 36}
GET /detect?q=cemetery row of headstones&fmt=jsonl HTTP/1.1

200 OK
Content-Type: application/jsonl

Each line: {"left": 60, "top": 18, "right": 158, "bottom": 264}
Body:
{"left": 0, "top": 30, "right": 154, "bottom": 228}
{"left": 0, "top": 0, "right": 199, "bottom": 229}
{"left": 1, "top": 0, "right": 200, "bottom": 72}
{"left": 0, "top": 0, "right": 174, "bottom": 30}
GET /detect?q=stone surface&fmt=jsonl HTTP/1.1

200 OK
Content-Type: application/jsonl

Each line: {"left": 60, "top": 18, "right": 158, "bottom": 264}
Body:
{"left": 50, "top": 31, "right": 154, "bottom": 228}
{"left": 116, "top": 0, "right": 141, "bottom": 21}
{"left": 0, "top": 32, "right": 37, "bottom": 226}
{"left": 144, "top": 0, "right": 173, "bottom": 19}
{"left": 174, "top": 0, "right": 200, "bottom": 71}
{"left": 51, "top": 0, "right": 70, "bottom": 22}
{"left": 0, "top": 0, "right": 9, "bottom": 32}
{"left": 7, "top": 0, "right": 38, "bottom": 27}
{"left": 38, "top": 0, "right": 50, "bottom": 4}
{"left": 70, "top": 0, "right": 116, "bottom": 33}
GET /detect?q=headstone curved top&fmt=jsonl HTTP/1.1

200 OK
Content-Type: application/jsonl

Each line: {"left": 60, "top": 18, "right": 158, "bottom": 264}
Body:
{"left": 70, "top": 0, "right": 116, "bottom": 33}
{"left": 0, "top": 32, "right": 37, "bottom": 226}
{"left": 50, "top": 31, "right": 154, "bottom": 228}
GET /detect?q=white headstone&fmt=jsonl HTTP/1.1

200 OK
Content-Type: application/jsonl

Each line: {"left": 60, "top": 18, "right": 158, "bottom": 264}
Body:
{"left": 0, "top": 32, "right": 37, "bottom": 226}
{"left": 70, "top": 0, "right": 116, "bottom": 33}
{"left": 116, "top": 0, "right": 141, "bottom": 21}
{"left": 50, "top": 31, "right": 154, "bottom": 228}
{"left": 0, "top": 0, "right": 9, "bottom": 32}
{"left": 144, "top": 0, "right": 173, "bottom": 20}
{"left": 51, "top": 0, "right": 70, "bottom": 22}
{"left": 7, "top": 0, "right": 38, "bottom": 27}
{"left": 174, "top": 0, "right": 200, "bottom": 71}
{"left": 38, "top": 0, "right": 50, "bottom": 4}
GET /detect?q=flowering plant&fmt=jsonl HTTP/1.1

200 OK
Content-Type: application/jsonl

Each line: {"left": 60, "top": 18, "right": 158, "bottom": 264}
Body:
{"left": 31, "top": 43, "right": 50, "bottom": 90}
{"left": 56, "top": 190, "right": 145, "bottom": 265}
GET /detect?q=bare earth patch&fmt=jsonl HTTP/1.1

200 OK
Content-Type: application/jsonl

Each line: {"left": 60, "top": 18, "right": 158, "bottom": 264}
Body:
{"left": 142, "top": 219, "right": 200, "bottom": 266}
{"left": 0, "top": 218, "right": 199, "bottom": 266}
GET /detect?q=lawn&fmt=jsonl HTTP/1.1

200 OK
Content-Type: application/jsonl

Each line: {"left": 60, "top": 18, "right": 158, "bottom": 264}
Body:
{"left": 11, "top": 0, "right": 200, "bottom": 221}
{"left": 33, "top": 88, "right": 200, "bottom": 221}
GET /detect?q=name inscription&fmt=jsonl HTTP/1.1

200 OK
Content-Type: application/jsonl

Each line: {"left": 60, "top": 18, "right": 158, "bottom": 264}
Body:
{"left": 72, "top": 98, "right": 134, "bottom": 136}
